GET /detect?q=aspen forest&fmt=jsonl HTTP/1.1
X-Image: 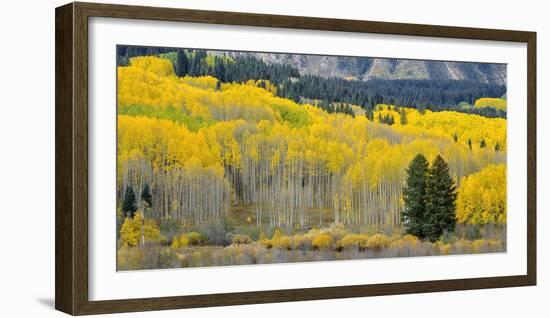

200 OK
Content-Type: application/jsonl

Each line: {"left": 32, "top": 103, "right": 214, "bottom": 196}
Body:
{"left": 116, "top": 46, "right": 507, "bottom": 270}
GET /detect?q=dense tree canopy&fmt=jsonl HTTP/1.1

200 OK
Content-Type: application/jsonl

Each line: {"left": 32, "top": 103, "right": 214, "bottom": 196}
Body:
{"left": 116, "top": 56, "right": 507, "bottom": 229}
{"left": 117, "top": 47, "right": 507, "bottom": 118}
{"left": 456, "top": 164, "right": 506, "bottom": 224}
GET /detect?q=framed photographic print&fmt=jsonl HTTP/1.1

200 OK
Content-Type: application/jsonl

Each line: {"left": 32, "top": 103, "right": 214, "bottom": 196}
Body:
{"left": 55, "top": 2, "right": 537, "bottom": 315}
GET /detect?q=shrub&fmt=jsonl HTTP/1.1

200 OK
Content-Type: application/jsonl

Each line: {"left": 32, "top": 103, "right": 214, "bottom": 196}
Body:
{"left": 187, "top": 232, "right": 208, "bottom": 245}
{"left": 472, "top": 239, "right": 502, "bottom": 253}
{"left": 337, "top": 234, "right": 369, "bottom": 250}
{"left": 120, "top": 217, "right": 139, "bottom": 247}
{"left": 262, "top": 228, "right": 293, "bottom": 249}
{"left": 365, "top": 234, "right": 390, "bottom": 250}
{"left": 271, "top": 235, "right": 292, "bottom": 250}
{"left": 198, "top": 217, "right": 234, "bottom": 246}
{"left": 237, "top": 226, "right": 261, "bottom": 241}
{"left": 232, "top": 234, "right": 252, "bottom": 245}
{"left": 324, "top": 223, "right": 349, "bottom": 241}
{"left": 171, "top": 237, "right": 180, "bottom": 249}
{"left": 119, "top": 212, "right": 162, "bottom": 247}
{"left": 312, "top": 234, "right": 333, "bottom": 249}
{"left": 171, "top": 234, "right": 190, "bottom": 249}
{"left": 271, "top": 228, "right": 284, "bottom": 240}
{"left": 451, "top": 239, "right": 473, "bottom": 254}
{"left": 171, "top": 232, "right": 207, "bottom": 249}
{"left": 401, "top": 234, "right": 419, "bottom": 244}
{"left": 438, "top": 231, "right": 458, "bottom": 244}
{"left": 305, "top": 228, "right": 321, "bottom": 241}
{"left": 292, "top": 234, "right": 312, "bottom": 250}
{"left": 439, "top": 243, "right": 451, "bottom": 255}
{"left": 159, "top": 220, "right": 180, "bottom": 244}
{"left": 117, "top": 246, "right": 144, "bottom": 270}
{"left": 388, "top": 234, "right": 423, "bottom": 256}
{"left": 258, "top": 231, "right": 272, "bottom": 248}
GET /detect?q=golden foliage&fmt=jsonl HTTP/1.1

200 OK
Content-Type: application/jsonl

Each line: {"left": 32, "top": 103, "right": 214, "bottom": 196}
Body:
{"left": 292, "top": 234, "right": 311, "bottom": 250}
{"left": 271, "top": 235, "right": 292, "bottom": 250}
{"left": 118, "top": 55, "right": 507, "bottom": 228}
{"left": 231, "top": 234, "right": 253, "bottom": 245}
{"left": 390, "top": 234, "right": 420, "bottom": 249}
{"left": 365, "top": 234, "right": 390, "bottom": 250}
{"left": 337, "top": 234, "right": 370, "bottom": 249}
{"left": 119, "top": 212, "right": 162, "bottom": 247}
{"left": 312, "top": 234, "right": 333, "bottom": 249}
{"left": 456, "top": 164, "right": 506, "bottom": 224}
{"left": 265, "top": 228, "right": 292, "bottom": 249}
{"left": 474, "top": 98, "right": 507, "bottom": 111}
{"left": 171, "top": 232, "right": 207, "bottom": 249}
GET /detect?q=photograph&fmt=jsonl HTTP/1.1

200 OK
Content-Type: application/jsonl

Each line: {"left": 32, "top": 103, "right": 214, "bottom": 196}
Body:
{"left": 115, "top": 45, "right": 507, "bottom": 271}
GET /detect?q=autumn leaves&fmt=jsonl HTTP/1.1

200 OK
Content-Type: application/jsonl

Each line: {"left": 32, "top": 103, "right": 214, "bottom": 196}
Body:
{"left": 117, "top": 56, "right": 507, "bottom": 230}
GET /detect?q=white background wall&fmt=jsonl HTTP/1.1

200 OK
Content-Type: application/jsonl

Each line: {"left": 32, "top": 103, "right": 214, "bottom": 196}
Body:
{"left": 0, "top": 0, "right": 547, "bottom": 316}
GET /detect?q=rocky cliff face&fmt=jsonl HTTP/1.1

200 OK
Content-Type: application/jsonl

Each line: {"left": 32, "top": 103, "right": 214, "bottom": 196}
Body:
{"left": 217, "top": 51, "right": 506, "bottom": 86}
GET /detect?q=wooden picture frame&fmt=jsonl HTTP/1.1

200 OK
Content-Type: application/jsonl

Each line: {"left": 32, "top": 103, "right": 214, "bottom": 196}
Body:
{"left": 55, "top": 1, "right": 536, "bottom": 315}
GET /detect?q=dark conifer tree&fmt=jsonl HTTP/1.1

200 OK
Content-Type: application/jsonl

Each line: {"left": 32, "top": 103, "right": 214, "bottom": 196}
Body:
{"left": 365, "top": 108, "right": 374, "bottom": 121}
{"left": 141, "top": 183, "right": 153, "bottom": 208}
{"left": 424, "top": 155, "right": 457, "bottom": 242}
{"left": 402, "top": 154, "right": 429, "bottom": 238}
{"left": 122, "top": 186, "right": 138, "bottom": 218}
{"left": 175, "top": 49, "right": 189, "bottom": 77}
{"left": 480, "top": 139, "right": 487, "bottom": 148}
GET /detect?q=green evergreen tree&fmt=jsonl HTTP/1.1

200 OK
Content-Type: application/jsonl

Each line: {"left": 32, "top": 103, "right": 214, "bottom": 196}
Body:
{"left": 214, "top": 59, "right": 225, "bottom": 81}
{"left": 365, "top": 108, "right": 374, "bottom": 121}
{"left": 494, "top": 141, "right": 501, "bottom": 152}
{"left": 480, "top": 139, "right": 487, "bottom": 148}
{"left": 175, "top": 49, "right": 188, "bottom": 77}
{"left": 141, "top": 183, "right": 152, "bottom": 208}
{"left": 122, "top": 186, "right": 137, "bottom": 218}
{"left": 402, "top": 153, "right": 429, "bottom": 237}
{"left": 424, "top": 155, "right": 457, "bottom": 242}
{"left": 468, "top": 138, "right": 472, "bottom": 151}
{"left": 386, "top": 114, "right": 395, "bottom": 126}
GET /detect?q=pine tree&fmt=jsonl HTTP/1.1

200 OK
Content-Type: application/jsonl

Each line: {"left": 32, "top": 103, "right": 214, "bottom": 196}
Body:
{"left": 468, "top": 139, "right": 472, "bottom": 151}
{"left": 365, "top": 108, "right": 374, "bottom": 121}
{"left": 214, "top": 59, "right": 225, "bottom": 81}
{"left": 122, "top": 186, "right": 137, "bottom": 218}
{"left": 175, "top": 49, "right": 188, "bottom": 77}
{"left": 402, "top": 153, "right": 429, "bottom": 237}
{"left": 141, "top": 183, "right": 152, "bottom": 208}
{"left": 494, "top": 141, "right": 501, "bottom": 152}
{"left": 387, "top": 114, "right": 395, "bottom": 126}
{"left": 480, "top": 139, "right": 487, "bottom": 148}
{"left": 424, "top": 155, "right": 457, "bottom": 242}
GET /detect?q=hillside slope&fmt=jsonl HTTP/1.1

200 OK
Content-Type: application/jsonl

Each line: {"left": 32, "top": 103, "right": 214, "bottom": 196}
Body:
{"left": 216, "top": 51, "right": 506, "bottom": 85}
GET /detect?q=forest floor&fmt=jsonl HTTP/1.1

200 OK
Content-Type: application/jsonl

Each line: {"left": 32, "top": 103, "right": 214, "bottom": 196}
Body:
{"left": 117, "top": 208, "right": 506, "bottom": 271}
